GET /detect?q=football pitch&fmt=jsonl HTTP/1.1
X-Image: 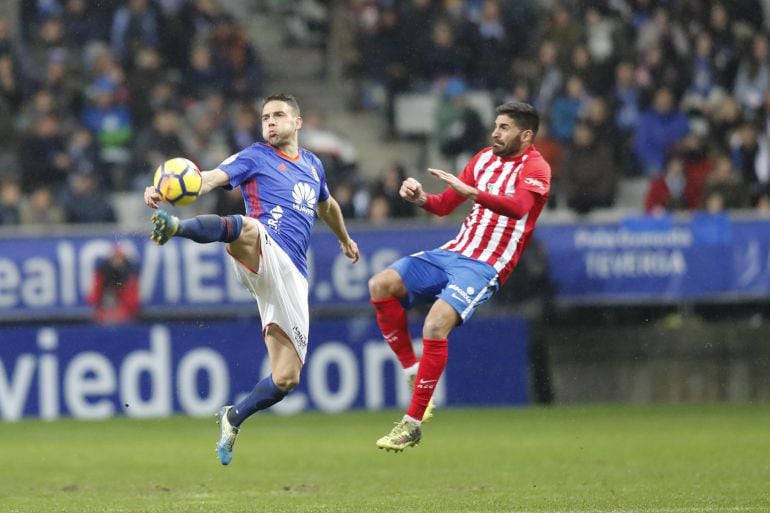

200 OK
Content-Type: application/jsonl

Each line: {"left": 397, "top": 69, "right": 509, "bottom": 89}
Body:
{"left": 1, "top": 404, "right": 768, "bottom": 513}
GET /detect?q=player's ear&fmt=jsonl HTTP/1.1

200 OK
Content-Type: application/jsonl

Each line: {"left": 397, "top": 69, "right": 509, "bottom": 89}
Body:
{"left": 295, "top": 115, "right": 303, "bottom": 130}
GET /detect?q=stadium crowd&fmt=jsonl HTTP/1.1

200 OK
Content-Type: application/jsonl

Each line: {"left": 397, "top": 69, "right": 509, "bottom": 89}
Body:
{"left": 339, "top": 0, "right": 770, "bottom": 215}
{"left": 5, "top": 0, "right": 770, "bottom": 225}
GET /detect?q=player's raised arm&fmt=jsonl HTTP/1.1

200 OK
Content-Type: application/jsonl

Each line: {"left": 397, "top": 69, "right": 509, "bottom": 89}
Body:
{"left": 144, "top": 168, "right": 230, "bottom": 209}
{"left": 199, "top": 168, "right": 230, "bottom": 195}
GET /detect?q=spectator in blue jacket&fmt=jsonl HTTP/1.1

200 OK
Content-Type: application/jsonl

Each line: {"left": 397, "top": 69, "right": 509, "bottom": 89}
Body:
{"left": 634, "top": 86, "right": 690, "bottom": 176}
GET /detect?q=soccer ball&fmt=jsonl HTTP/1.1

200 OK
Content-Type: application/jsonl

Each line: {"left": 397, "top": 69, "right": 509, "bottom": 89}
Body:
{"left": 153, "top": 158, "right": 202, "bottom": 206}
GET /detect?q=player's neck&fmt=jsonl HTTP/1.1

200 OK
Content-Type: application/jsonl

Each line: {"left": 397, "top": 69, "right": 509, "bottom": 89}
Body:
{"left": 270, "top": 141, "right": 299, "bottom": 159}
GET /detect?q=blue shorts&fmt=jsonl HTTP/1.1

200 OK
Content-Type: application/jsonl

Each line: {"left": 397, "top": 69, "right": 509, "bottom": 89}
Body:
{"left": 389, "top": 249, "right": 499, "bottom": 323}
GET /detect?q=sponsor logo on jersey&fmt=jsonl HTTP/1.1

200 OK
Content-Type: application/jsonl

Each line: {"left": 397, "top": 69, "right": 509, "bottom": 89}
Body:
{"left": 267, "top": 205, "right": 283, "bottom": 231}
{"left": 292, "top": 182, "right": 317, "bottom": 216}
{"left": 310, "top": 164, "right": 320, "bottom": 182}
{"left": 524, "top": 177, "right": 546, "bottom": 190}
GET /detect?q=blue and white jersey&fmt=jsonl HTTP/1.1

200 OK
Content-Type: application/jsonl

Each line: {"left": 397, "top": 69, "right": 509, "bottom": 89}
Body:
{"left": 218, "top": 143, "right": 330, "bottom": 277}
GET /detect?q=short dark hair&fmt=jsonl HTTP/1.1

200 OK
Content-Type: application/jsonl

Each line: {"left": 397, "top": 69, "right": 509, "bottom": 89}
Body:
{"left": 495, "top": 101, "right": 539, "bottom": 135}
{"left": 262, "top": 93, "right": 300, "bottom": 116}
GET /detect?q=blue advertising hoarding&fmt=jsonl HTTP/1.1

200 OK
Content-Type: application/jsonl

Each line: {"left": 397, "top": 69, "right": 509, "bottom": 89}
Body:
{"left": 0, "top": 317, "right": 528, "bottom": 421}
{"left": 2, "top": 215, "right": 770, "bottom": 320}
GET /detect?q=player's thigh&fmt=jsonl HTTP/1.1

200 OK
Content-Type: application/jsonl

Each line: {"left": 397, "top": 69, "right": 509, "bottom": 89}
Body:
{"left": 387, "top": 255, "right": 448, "bottom": 303}
{"left": 423, "top": 299, "right": 461, "bottom": 339}
{"left": 226, "top": 217, "right": 261, "bottom": 271}
{"left": 368, "top": 268, "right": 408, "bottom": 299}
{"left": 435, "top": 259, "right": 498, "bottom": 325}
{"left": 264, "top": 324, "right": 303, "bottom": 390}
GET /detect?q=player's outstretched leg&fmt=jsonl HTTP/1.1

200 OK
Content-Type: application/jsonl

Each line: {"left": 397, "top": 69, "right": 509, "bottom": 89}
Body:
{"left": 150, "top": 209, "right": 179, "bottom": 245}
{"left": 150, "top": 211, "right": 244, "bottom": 246}
{"left": 215, "top": 405, "right": 240, "bottom": 465}
{"left": 376, "top": 419, "right": 422, "bottom": 452}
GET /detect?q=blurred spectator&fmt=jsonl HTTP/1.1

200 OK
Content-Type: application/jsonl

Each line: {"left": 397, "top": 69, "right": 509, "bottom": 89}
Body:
{"left": 703, "top": 154, "right": 750, "bottom": 210}
{"left": 645, "top": 154, "right": 688, "bottom": 214}
{"left": 370, "top": 163, "right": 416, "bottom": 219}
{"left": 299, "top": 109, "right": 358, "bottom": 182}
{"left": 19, "top": 112, "right": 70, "bottom": 194}
{"left": 87, "top": 244, "right": 140, "bottom": 324}
{"left": 706, "top": 2, "right": 739, "bottom": 89}
{"left": 62, "top": 0, "right": 105, "bottom": 46}
{"left": 211, "top": 16, "right": 264, "bottom": 99}
{"left": 539, "top": 3, "right": 584, "bottom": 72}
{"left": 227, "top": 102, "right": 262, "bottom": 152}
{"left": 331, "top": 182, "right": 357, "bottom": 220}
{"left": 0, "top": 50, "right": 23, "bottom": 117}
{"left": 435, "top": 78, "right": 486, "bottom": 170}
{"left": 0, "top": 176, "right": 22, "bottom": 225}
{"left": 132, "top": 108, "right": 185, "bottom": 189}
{"left": 60, "top": 172, "right": 117, "bottom": 224}
{"left": 710, "top": 95, "right": 743, "bottom": 150}
{"left": 42, "top": 48, "right": 81, "bottom": 115}
{"left": 467, "top": 0, "right": 509, "bottom": 90}
{"left": 67, "top": 126, "right": 102, "bottom": 183}
{"left": 127, "top": 45, "right": 166, "bottom": 127}
{"left": 682, "top": 31, "right": 727, "bottom": 115}
{"left": 20, "top": 185, "right": 66, "bottom": 225}
{"left": 562, "top": 122, "right": 616, "bottom": 214}
{"left": 421, "top": 19, "right": 469, "bottom": 84}
{"left": 730, "top": 120, "right": 768, "bottom": 205}
{"left": 80, "top": 76, "right": 133, "bottom": 188}
{"left": 110, "top": 0, "right": 159, "bottom": 63}
{"left": 367, "top": 194, "right": 391, "bottom": 225}
{"left": 398, "top": 0, "right": 441, "bottom": 83}
{"left": 532, "top": 39, "right": 563, "bottom": 113}
{"left": 732, "top": 33, "right": 770, "bottom": 113}
{"left": 634, "top": 87, "right": 690, "bottom": 176}
{"left": 680, "top": 132, "right": 714, "bottom": 209}
{"left": 549, "top": 74, "right": 590, "bottom": 143}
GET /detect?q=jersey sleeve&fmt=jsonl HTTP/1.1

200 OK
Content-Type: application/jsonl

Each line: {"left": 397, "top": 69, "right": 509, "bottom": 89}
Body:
{"left": 315, "top": 155, "right": 330, "bottom": 202}
{"left": 217, "top": 151, "right": 257, "bottom": 189}
{"left": 516, "top": 158, "right": 551, "bottom": 197}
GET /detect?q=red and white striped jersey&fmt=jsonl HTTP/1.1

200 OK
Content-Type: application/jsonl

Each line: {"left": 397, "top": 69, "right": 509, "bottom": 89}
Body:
{"left": 428, "top": 145, "right": 551, "bottom": 285}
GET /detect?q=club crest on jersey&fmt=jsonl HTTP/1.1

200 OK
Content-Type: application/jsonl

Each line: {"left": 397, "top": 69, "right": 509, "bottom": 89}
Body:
{"left": 292, "top": 182, "right": 316, "bottom": 216}
{"left": 310, "top": 164, "right": 320, "bottom": 182}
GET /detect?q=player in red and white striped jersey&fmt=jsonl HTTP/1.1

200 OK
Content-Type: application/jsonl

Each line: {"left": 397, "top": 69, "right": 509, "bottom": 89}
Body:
{"left": 370, "top": 102, "right": 551, "bottom": 451}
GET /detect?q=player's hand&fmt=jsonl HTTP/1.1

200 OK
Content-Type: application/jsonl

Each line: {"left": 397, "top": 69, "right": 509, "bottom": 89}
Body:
{"left": 428, "top": 168, "right": 477, "bottom": 198}
{"left": 340, "top": 238, "right": 360, "bottom": 263}
{"left": 144, "top": 186, "right": 163, "bottom": 209}
{"left": 400, "top": 177, "right": 426, "bottom": 205}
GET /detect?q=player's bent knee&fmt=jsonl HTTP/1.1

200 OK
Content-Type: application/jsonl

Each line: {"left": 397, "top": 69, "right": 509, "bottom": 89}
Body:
{"left": 234, "top": 218, "right": 260, "bottom": 245}
{"left": 368, "top": 269, "right": 404, "bottom": 299}
{"left": 423, "top": 316, "right": 454, "bottom": 340}
{"left": 272, "top": 371, "right": 300, "bottom": 392}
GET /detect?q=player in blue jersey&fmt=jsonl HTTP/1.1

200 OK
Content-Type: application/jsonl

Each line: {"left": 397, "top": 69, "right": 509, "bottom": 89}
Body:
{"left": 143, "top": 93, "right": 360, "bottom": 465}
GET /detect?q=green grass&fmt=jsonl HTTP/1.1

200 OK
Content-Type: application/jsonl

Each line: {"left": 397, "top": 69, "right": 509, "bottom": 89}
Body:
{"left": 1, "top": 404, "right": 768, "bottom": 512}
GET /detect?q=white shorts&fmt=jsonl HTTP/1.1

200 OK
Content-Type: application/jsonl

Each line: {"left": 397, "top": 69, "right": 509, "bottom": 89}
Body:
{"left": 229, "top": 219, "right": 310, "bottom": 362}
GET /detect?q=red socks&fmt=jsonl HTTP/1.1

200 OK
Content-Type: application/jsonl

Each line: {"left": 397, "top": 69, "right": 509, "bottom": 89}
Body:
{"left": 406, "top": 337, "right": 448, "bottom": 421}
{"left": 371, "top": 297, "right": 417, "bottom": 369}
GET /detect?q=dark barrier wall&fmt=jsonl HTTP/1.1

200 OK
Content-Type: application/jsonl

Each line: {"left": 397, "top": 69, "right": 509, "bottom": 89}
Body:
{"left": 0, "top": 316, "right": 528, "bottom": 421}
{"left": 545, "top": 322, "right": 770, "bottom": 403}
